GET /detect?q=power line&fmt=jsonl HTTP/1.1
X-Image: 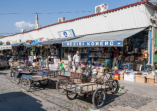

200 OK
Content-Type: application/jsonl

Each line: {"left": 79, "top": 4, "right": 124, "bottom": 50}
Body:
{"left": 0, "top": 11, "right": 95, "bottom": 15}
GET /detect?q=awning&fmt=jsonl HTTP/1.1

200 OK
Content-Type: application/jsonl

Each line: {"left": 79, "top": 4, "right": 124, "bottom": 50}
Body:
{"left": 25, "top": 42, "right": 41, "bottom": 47}
{"left": 11, "top": 42, "right": 25, "bottom": 46}
{"left": 62, "top": 28, "right": 146, "bottom": 47}
{"left": 41, "top": 37, "right": 80, "bottom": 45}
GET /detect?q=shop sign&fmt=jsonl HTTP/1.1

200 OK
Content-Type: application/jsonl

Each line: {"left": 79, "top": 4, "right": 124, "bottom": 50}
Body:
{"left": 58, "top": 29, "right": 75, "bottom": 38}
{"left": 12, "top": 40, "right": 17, "bottom": 44}
{"left": 62, "top": 40, "right": 123, "bottom": 47}
{"left": 1, "top": 45, "right": 12, "bottom": 50}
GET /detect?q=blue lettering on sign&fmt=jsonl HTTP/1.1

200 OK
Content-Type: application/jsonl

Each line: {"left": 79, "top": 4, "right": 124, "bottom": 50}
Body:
{"left": 62, "top": 41, "right": 123, "bottom": 47}
{"left": 63, "top": 32, "right": 67, "bottom": 37}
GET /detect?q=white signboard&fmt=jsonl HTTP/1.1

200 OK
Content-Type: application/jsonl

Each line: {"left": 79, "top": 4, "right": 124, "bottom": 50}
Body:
{"left": 1, "top": 45, "right": 12, "bottom": 50}
{"left": 58, "top": 29, "right": 75, "bottom": 38}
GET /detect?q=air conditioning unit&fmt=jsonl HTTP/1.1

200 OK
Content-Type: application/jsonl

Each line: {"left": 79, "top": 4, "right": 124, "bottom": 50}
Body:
{"left": 58, "top": 17, "right": 66, "bottom": 23}
{"left": 95, "top": 3, "right": 108, "bottom": 13}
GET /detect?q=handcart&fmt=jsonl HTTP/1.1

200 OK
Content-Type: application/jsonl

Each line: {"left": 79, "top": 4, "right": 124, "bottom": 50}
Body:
{"left": 57, "top": 72, "right": 120, "bottom": 109}
{"left": 15, "top": 69, "right": 64, "bottom": 91}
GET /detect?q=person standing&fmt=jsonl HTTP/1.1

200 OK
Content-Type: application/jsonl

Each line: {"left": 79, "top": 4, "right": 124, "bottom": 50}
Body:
{"left": 112, "top": 47, "right": 119, "bottom": 69}
{"left": 68, "top": 51, "right": 73, "bottom": 71}
{"left": 73, "top": 51, "right": 82, "bottom": 73}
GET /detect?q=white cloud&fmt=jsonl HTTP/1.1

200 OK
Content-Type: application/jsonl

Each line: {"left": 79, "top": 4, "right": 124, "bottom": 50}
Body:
{"left": 15, "top": 21, "right": 34, "bottom": 29}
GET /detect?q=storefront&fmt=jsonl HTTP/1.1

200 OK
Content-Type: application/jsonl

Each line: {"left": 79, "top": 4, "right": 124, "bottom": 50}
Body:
{"left": 62, "top": 27, "right": 150, "bottom": 72}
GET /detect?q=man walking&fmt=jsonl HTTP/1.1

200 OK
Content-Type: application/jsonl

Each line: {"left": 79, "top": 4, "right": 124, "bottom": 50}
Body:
{"left": 112, "top": 47, "right": 119, "bottom": 69}
{"left": 73, "top": 51, "right": 82, "bottom": 73}
{"left": 68, "top": 51, "right": 73, "bottom": 71}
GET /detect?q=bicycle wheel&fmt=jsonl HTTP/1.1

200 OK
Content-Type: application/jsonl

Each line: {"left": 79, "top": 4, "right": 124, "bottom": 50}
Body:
{"left": 56, "top": 80, "right": 67, "bottom": 95}
{"left": 92, "top": 88, "right": 106, "bottom": 109}
{"left": 39, "top": 80, "right": 49, "bottom": 87}
{"left": 20, "top": 77, "right": 31, "bottom": 92}
{"left": 111, "top": 79, "right": 119, "bottom": 94}
{"left": 66, "top": 91, "right": 78, "bottom": 100}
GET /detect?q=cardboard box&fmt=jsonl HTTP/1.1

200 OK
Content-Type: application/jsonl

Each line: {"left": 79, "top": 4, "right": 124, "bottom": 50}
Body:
{"left": 147, "top": 78, "right": 155, "bottom": 85}
{"left": 124, "top": 74, "right": 135, "bottom": 82}
{"left": 120, "top": 74, "right": 124, "bottom": 80}
{"left": 136, "top": 76, "right": 146, "bottom": 83}
{"left": 98, "top": 72, "right": 104, "bottom": 76}
{"left": 146, "top": 74, "right": 155, "bottom": 79}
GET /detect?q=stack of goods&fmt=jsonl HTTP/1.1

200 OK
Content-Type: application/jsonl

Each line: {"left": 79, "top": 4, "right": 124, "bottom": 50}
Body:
{"left": 49, "top": 59, "right": 60, "bottom": 70}
{"left": 119, "top": 70, "right": 125, "bottom": 80}
{"left": 146, "top": 73, "right": 155, "bottom": 85}
{"left": 135, "top": 72, "right": 146, "bottom": 83}
{"left": 114, "top": 66, "right": 119, "bottom": 80}
{"left": 130, "top": 55, "right": 135, "bottom": 61}
{"left": 124, "top": 70, "right": 136, "bottom": 82}
{"left": 121, "top": 63, "right": 133, "bottom": 70}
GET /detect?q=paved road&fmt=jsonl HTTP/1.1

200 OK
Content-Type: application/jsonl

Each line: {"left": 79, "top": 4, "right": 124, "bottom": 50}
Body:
{"left": 0, "top": 70, "right": 157, "bottom": 111}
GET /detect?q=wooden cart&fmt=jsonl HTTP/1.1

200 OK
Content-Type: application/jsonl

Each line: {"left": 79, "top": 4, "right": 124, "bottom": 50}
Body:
{"left": 15, "top": 69, "right": 63, "bottom": 91}
{"left": 57, "top": 72, "right": 120, "bottom": 109}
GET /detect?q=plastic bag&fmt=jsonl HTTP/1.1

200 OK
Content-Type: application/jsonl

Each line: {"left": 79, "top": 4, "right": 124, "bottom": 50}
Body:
{"left": 59, "top": 63, "right": 64, "bottom": 70}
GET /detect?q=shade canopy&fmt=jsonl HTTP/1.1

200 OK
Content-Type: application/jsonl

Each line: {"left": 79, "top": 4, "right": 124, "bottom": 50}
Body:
{"left": 62, "top": 28, "right": 146, "bottom": 47}
{"left": 11, "top": 42, "right": 25, "bottom": 46}
{"left": 41, "top": 37, "right": 80, "bottom": 45}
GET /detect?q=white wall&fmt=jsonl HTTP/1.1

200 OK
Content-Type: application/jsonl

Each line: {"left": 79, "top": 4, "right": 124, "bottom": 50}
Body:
{"left": 0, "top": 4, "right": 152, "bottom": 43}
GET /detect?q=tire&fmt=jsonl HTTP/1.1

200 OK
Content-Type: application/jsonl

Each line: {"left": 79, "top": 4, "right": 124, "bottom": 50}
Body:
{"left": 111, "top": 79, "right": 120, "bottom": 94}
{"left": 20, "top": 77, "right": 31, "bottom": 92}
{"left": 92, "top": 88, "right": 106, "bottom": 109}
{"left": 39, "top": 80, "right": 49, "bottom": 87}
{"left": 56, "top": 80, "right": 67, "bottom": 95}
{"left": 66, "top": 91, "right": 78, "bottom": 100}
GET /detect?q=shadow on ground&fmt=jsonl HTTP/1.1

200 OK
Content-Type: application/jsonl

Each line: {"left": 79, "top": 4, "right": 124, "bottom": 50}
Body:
{"left": 76, "top": 89, "right": 128, "bottom": 108}
{"left": 0, "top": 92, "right": 45, "bottom": 111}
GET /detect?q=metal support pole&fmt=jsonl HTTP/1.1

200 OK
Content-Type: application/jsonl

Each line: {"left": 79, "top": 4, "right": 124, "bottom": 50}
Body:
{"left": 110, "top": 47, "right": 111, "bottom": 69}
{"left": 87, "top": 47, "right": 90, "bottom": 61}
{"left": 149, "top": 27, "right": 152, "bottom": 65}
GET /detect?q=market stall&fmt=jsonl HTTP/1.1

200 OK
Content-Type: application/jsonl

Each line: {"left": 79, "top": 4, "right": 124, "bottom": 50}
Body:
{"left": 62, "top": 27, "right": 150, "bottom": 74}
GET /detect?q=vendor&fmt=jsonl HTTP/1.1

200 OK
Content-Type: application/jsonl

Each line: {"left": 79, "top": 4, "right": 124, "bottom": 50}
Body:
{"left": 112, "top": 47, "right": 119, "bottom": 69}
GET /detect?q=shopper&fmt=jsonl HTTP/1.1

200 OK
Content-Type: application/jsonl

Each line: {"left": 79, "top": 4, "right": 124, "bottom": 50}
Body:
{"left": 112, "top": 47, "right": 119, "bottom": 69}
{"left": 73, "top": 51, "right": 82, "bottom": 73}
{"left": 68, "top": 51, "right": 73, "bottom": 71}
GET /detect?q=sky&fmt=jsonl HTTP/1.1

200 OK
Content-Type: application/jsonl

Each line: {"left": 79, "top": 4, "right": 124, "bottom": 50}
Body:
{"left": 0, "top": 0, "right": 155, "bottom": 36}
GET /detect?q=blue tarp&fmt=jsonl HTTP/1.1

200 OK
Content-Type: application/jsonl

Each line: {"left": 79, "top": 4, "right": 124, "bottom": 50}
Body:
{"left": 25, "top": 42, "right": 41, "bottom": 47}
{"left": 11, "top": 42, "right": 25, "bottom": 46}
{"left": 25, "top": 40, "right": 42, "bottom": 47}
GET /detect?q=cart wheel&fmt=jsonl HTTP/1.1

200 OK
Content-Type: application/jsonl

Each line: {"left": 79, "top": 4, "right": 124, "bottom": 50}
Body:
{"left": 111, "top": 79, "right": 119, "bottom": 94}
{"left": 92, "top": 88, "right": 106, "bottom": 109}
{"left": 56, "top": 80, "right": 67, "bottom": 95}
{"left": 66, "top": 91, "right": 78, "bottom": 100}
{"left": 39, "top": 80, "right": 49, "bottom": 87}
{"left": 20, "top": 77, "right": 31, "bottom": 92}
